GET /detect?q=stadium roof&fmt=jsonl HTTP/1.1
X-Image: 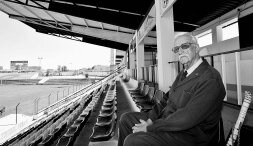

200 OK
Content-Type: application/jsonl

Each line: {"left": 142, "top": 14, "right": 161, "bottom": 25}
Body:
{"left": 0, "top": 0, "right": 248, "bottom": 51}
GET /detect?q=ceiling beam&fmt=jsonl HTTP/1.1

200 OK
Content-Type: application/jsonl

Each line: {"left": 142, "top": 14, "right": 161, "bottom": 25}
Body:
{"left": 72, "top": 25, "right": 156, "bottom": 45}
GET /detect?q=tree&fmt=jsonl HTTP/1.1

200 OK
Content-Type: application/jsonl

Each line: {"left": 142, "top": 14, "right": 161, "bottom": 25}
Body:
{"left": 57, "top": 65, "right": 61, "bottom": 72}
{"left": 62, "top": 66, "right": 68, "bottom": 72}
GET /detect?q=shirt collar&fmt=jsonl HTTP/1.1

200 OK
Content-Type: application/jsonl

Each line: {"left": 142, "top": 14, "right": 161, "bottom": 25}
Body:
{"left": 185, "top": 58, "right": 202, "bottom": 77}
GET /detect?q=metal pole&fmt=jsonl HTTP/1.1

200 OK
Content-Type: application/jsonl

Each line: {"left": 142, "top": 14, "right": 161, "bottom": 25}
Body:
{"left": 16, "top": 103, "right": 20, "bottom": 124}
{"left": 48, "top": 93, "right": 51, "bottom": 106}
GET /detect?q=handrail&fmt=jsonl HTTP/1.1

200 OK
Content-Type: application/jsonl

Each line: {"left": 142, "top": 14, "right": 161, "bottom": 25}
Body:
{"left": 37, "top": 64, "right": 127, "bottom": 115}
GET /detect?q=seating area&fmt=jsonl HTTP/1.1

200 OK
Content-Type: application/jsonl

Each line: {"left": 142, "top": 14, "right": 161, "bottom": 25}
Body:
{"left": 128, "top": 81, "right": 165, "bottom": 112}
{"left": 90, "top": 82, "right": 117, "bottom": 141}
{"left": 3, "top": 74, "right": 253, "bottom": 146}
{"left": 0, "top": 80, "right": 117, "bottom": 146}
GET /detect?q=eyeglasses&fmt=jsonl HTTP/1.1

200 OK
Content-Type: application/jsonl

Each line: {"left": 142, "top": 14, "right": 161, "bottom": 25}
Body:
{"left": 172, "top": 42, "right": 195, "bottom": 54}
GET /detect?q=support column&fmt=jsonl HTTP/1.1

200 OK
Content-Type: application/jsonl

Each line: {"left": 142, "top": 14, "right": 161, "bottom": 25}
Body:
{"left": 129, "top": 51, "right": 135, "bottom": 78}
{"left": 155, "top": 0, "right": 175, "bottom": 92}
{"left": 213, "top": 25, "right": 228, "bottom": 101}
{"left": 136, "top": 39, "right": 145, "bottom": 80}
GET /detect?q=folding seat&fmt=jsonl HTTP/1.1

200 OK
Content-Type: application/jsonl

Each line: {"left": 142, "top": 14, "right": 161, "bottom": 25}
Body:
{"left": 56, "top": 136, "right": 72, "bottom": 146}
{"left": 64, "top": 126, "right": 79, "bottom": 137}
{"left": 101, "top": 104, "right": 114, "bottom": 111}
{"left": 89, "top": 119, "right": 116, "bottom": 142}
{"left": 128, "top": 82, "right": 143, "bottom": 92}
{"left": 72, "top": 117, "right": 86, "bottom": 127}
{"left": 26, "top": 135, "right": 36, "bottom": 144}
{"left": 38, "top": 135, "right": 54, "bottom": 146}
{"left": 80, "top": 109, "right": 91, "bottom": 118}
{"left": 140, "top": 89, "right": 164, "bottom": 112}
{"left": 98, "top": 107, "right": 116, "bottom": 117}
{"left": 29, "top": 136, "right": 43, "bottom": 146}
{"left": 129, "top": 83, "right": 145, "bottom": 95}
{"left": 41, "top": 129, "right": 50, "bottom": 140}
{"left": 134, "top": 87, "right": 155, "bottom": 103}
{"left": 103, "top": 100, "right": 116, "bottom": 107}
{"left": 131, "top": 85, "right": 149, "bottom": 99}
{"left": 96, "top": 113, "right": 117, "bottom": 126}
{"left": 104, "top": 99, "right": 115, "bottom": 105}
{"left": 54, "top": 122, "right": 67, "bottom": 138}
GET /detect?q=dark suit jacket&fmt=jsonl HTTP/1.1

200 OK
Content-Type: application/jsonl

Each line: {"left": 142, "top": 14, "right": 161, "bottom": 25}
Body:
{"left": 147, "top": 59, "right": 226, "bottom": 146}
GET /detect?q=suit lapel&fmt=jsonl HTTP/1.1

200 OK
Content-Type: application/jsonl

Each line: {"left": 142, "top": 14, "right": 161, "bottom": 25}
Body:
{"left": 174, "top": 60, "right": 210, "bottom": 89}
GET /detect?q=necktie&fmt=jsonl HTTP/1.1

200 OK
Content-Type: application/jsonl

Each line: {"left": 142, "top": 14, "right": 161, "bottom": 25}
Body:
{"left": 181, "top": 71, "right": 188, "bottom": 81}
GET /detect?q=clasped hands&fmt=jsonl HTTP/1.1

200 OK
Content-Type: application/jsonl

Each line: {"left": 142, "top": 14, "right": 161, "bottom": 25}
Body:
{"left": 132, "top": 118, "right": 153, "bottom": 133}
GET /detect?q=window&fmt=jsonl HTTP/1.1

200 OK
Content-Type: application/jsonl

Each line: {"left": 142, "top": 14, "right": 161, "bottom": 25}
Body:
{"left": 221, "top": 18, "right": 239, "bottom": 41}
{"left": 195, "top": 29, "right": 212, "bottom": 47}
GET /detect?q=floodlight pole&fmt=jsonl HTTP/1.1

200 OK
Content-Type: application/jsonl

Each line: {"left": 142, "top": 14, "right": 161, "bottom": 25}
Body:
{"left": 16, "top": 103, "right": 20, "bottom": 124}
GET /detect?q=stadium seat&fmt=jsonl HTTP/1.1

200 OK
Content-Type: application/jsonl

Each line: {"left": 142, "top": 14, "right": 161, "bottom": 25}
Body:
{"left": 56, "top": 136, "right": 72, "bottom": 146}
{"left": 90, "top": 119, "right": 116, "bottom": 142}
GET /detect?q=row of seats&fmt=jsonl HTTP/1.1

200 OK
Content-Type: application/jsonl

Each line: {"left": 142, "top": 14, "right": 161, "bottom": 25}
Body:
{"left": 128, "top": 81, "right": 165, "bottom": 112}
{"left": 90, "top": 82, "right": 117, "bottom": 142}
{"left": 4, "top": 105, "right": 73, "bottom": 146}
{"left": 13, "top": 103, "right": 76, "bottom": 146}
{"left": 2, "top": 81, "right": 115, "bottom": 146}
{"left": 55, "top": 85, "right": 107, "bottom": 146}
{"left": 3, "top": 84, "right": 106, "bottom": 146}
{"left": 32, "top": 101, "right": 83, "bottom": 146}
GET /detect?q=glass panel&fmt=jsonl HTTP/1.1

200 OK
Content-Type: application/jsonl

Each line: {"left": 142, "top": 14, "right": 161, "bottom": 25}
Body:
{"left": 222, "top": 22, "right": 239, "bottom": 41}
{"left": 213, "top": 56, "right": 222, "bottom": 75}
{"left": 240, "top": 50, "right": 253, "bottom": 110}
{"left": 225, "top": 53, "right": 238, "bottom": 105}
{"left": 195, "top": 29, "right": 212, "bottom": 47}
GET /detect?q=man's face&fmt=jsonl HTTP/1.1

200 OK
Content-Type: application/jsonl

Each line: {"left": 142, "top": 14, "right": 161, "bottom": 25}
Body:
{"left": 174, "top": 36, "right": 198, "bottom": 65}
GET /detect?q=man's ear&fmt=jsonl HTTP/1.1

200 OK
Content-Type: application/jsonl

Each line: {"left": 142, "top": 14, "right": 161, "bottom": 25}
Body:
{"left": 194, "top": 44, "right": 200, "bottom": 53}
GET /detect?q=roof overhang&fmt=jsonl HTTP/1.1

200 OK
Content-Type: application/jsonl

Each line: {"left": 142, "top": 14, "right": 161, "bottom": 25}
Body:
{"left": 0, "top": 0, "right": 248, "bottom": 51}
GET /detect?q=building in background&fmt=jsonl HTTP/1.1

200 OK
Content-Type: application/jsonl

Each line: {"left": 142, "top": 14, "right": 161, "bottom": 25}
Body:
{"left": 10, "top": 60, "right": 28, "bottom": 70}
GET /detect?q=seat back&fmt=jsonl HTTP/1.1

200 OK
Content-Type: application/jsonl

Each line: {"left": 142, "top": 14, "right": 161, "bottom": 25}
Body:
{"left": 139, "top": 83, "right": 145, "bottom": 94}
{"left": 136, "top": 82, "right": 143, "bottom": 90}
{"left": 153, "top": 90, "right": 164, "bottom": 104}
{"left": 142, "top": 85, "right": 149, "bottom": 96}
{"left": 147, "top": 87, "right": 155, "bottom": 101}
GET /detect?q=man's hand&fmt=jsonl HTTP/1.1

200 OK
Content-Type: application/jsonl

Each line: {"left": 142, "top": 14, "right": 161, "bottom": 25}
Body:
{"left": 132, "top": 119, "right": 153, "bottom": 133}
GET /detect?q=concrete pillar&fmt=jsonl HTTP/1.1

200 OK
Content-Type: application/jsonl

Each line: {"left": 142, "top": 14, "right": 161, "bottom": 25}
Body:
{"left": 129, "top": 51, "right": 135, "bottom": 77}
{"left": 155, "top": 0, "right": 176, "bottom": 92}
{"left": 129, "top": 52, "right": 135, "bottom": 69}
{"left": 213, "top": 25, "right": 227, "bottom": 101}
{"left": 213, "top": 25, "right": 223, "bottom": 43}
{"left": 136, "top": 39, "right": 145, "bottom": 80}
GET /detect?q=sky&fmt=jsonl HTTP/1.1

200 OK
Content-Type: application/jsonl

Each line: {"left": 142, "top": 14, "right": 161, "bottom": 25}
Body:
{"left": 0, "top": 11, "right": 111, "bottom": 70}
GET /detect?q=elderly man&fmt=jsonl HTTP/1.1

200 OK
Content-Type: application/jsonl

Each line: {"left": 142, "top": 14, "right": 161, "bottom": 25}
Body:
{"left": 118, "top": 34, "right": 226, "bottom": 146}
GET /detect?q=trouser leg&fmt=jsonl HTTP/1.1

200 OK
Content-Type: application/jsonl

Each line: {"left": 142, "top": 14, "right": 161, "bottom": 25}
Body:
{"left": 123, "top": 131, "right": 195, "bottom": 146}
{"left": 118, "top": 112, "right": 148, "bottom": 146}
